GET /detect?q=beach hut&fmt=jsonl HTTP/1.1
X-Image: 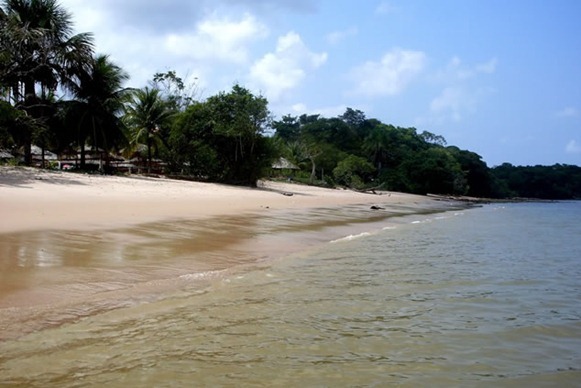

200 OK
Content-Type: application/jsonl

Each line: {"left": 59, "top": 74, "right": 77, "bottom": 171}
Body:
{"left": 0, "top": 149, "right": 14, "bottom": 162}
{"left": 56, "top": 146, "right": 126, "bottom": 172}
{"left": 272, "top": 157, "right": 300, "bottom": 179}
{"left": 30, "top": 145, "right": 58, "bottom": 167}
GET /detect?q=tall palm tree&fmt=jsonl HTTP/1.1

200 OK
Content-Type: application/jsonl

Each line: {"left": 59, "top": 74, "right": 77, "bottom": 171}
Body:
{"left": 124, "top": 87, "right": 173, "bottom": 173}
{"left": 65, "top": 54, "right": 130, "bottom": 169}
{"left": 0, "top": 0, "right": 94, "bottom": 164}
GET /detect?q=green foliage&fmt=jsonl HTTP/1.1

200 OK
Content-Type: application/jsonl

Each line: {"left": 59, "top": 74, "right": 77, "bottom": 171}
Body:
{"left": 167, "top": 84, "right": 275, "bottom": 186}
{"left": 452, "top": 148, "right": 492, "bottom": 197}
{"left": 362, "top": 122, "right": 391, "bottom": 173}
{"left": 332, "top": 155, "right": 375, "bottom": 189}
{"left": 168, "top": 102, "right": 221, "bottom": 179}
{"left": 490, "top": 164, "right": 581, "bottom": 199}
{"left": 63, "top": 54, "right": 129, "bottom": 167}
{"left": 272, "top": 108, "right": 483, "bottom": 196}
{"left": 151, "top": 70, "right": 197, "bottom": 111}
{"left": 0, "top": 101, "right": 17, "bottom": 147}
{"left": 268, "top": 104, "right": 581, "bottom": 199}
{"left": 399, "top": 148, "right": 466, "bottom": 195}
{"left": 272, "top": 115, "right": 300, "bottom": 142}
{"left": 204, "top": 84, "right": 273, "bottom": 185}
{"left": 124, "top": 87, "right": 174, "bottom": 172}
{"left": 1, "top": 0, "right": 94, "bottom": 164}
{"left": 419, "top": 130, "right": 447, "bottom": 146}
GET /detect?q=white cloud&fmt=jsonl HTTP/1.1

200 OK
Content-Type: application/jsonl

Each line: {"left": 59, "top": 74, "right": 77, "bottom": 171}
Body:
{"left": 61, "top": 0, "right": 313, "bottom": 33}
{"left": 59, "top": 2, "right": 270, "bottom": 88}
{"left": 375, "top": 1, "right": 395, "bottom": 15}
{"left": 475, "top": 58, "right": 498, "bottom": 74}
{"left": 288, "top": 103, "right": 348, "bottom": 118}
{"left": 417, "top": 56, "right": 497, "bottom": 125}
{"left": 436, "top": 56, "right": 497, "bottom": 82}
{"left": 326, "top": 27, "right": 358, "bottom": 45}
{"left": 164, "top": 13, "right": 268, "bottom": 63}
{"left": 566, "top": 140, "right": 581, "bottom": 154}
{"left": 556, "top": 107, "right": 578, "bottom": 118}
{"left": 290, "top": 103, "right": 308, "bottom": 113}
{"left": 430, "top": 87, "right": 470, "bottom": 122}
{"left": 249, "top": 31, "right": 327, "bottom": 101}
{"left": 426, "top": 86, "right": 495, "bottom": 125}
{"left": 60, "top": 1, "right": 106, "bottom": 32}
{"left": 348, "top": 48, "right": 426, "bottom": 97}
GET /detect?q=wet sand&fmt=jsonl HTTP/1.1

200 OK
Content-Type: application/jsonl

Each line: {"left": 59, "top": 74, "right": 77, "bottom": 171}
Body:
{"left": 0, "top": 167, "right": 461, "bottom": 340}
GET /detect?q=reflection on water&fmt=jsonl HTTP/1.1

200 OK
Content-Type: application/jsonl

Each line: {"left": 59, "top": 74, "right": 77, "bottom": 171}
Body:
{"left": 0, "top": 201, "right": 446, "bottom": 340}
{"left": 1, "top": 202, "right": 580, "bottom": 386}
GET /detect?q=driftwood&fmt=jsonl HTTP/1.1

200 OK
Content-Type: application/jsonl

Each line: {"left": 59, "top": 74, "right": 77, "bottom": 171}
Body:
{"left": 427, "top": 193, "right": 555, "bottom": 204}
{"left": 352, "top": 184, "right": 386, "bottom": 195}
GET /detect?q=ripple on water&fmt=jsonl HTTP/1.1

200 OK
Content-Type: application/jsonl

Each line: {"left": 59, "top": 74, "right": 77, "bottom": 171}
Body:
{"left": 1, "top": 202, "right": 581, "bottom": 386}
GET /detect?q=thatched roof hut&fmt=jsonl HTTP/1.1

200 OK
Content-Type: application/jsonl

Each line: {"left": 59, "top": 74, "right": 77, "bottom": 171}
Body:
{"left": 30, "top": 145, "right": 58, "bottom": 160}
{"left": 0, "top": 149, "right": 13, "bottom": 160}
{"left": 272, "top": 157, "right": 299, "bottom": 170}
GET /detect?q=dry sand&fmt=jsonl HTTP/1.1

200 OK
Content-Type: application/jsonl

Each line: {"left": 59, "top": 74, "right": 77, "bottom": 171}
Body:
{"left": 0, "top": 167, "right": 434, "bottom": 234}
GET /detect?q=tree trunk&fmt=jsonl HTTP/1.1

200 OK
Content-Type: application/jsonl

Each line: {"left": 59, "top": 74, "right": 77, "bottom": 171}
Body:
{"left": 22, "top": 80, "right": 36, "bottom": 166}
{"left": 310, "top": 158, "right": 316, "bottom": 183}
{"left": 23, "top": 141, "right": 32, "bottom": 166}
{"left": 80, "top": 143, "right": 86, "bottom": 169}
{"left": 147, "top": 137, "right": 152, "bottom": 174}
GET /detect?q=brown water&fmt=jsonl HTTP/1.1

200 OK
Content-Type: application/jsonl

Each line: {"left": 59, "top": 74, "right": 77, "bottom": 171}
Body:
{"left": 1, "top": 202, "right": 580, "bottom": 386}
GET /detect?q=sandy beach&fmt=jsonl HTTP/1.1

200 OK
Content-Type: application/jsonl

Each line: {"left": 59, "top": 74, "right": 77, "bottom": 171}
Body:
{"left": 0, "top": 166, "right": 433, "bottom": 234}
{"left": 0, "top": 167, "right": 459, "bottom": 341}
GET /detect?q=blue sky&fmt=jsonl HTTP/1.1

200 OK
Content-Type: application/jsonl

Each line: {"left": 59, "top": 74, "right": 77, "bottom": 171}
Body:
{"left": 59, "top": 0, "right": 581, "bottom": 167}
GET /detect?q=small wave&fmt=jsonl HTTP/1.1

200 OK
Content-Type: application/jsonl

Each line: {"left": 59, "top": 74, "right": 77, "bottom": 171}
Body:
{"left": 179, "top": 270, "right": 224, "bottom": 281}
{"left": 330, "top": 232, "right": 371, "bottom": 243}
{"left": 382, "top": 226, "right": 397, "bottom": 230}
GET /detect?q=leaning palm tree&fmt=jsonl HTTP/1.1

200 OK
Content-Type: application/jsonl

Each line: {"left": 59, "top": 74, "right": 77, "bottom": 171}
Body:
{"left": 65, "top": 54, "right": 130, "bottom": 169}
{"left": 0, "top": 0, "right": 94, "bottom": 164}
{"left": 124, "top": 87, "right": 173, "bottom": 173}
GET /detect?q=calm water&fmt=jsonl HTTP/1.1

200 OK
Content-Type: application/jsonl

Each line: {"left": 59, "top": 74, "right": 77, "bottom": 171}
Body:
{"left": 1, "top": 202, "right": 580, "bottom": 386}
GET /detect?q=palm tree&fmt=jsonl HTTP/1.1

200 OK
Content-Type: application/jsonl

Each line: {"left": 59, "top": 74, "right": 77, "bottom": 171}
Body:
{"left": 0, "top": 0, "right": 94, "bottom": 164}
{"left": 124, "top": 87, "right": 173, "bottom": 173}
{"left": 363, "top": 123, "right": 391, "bottom": 173}
{"left": 65, "top": 54, "right": 130, "bottom": 169}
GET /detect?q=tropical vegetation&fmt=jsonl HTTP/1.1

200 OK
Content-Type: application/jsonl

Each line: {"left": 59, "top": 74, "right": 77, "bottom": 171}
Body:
{"left": 1, "top": 0, "right": 580, "bottom": 199}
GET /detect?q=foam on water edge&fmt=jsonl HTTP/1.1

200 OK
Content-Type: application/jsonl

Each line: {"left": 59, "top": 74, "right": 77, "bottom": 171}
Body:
{"left": 330, "top": 232, "right": 372, "bottom": 243}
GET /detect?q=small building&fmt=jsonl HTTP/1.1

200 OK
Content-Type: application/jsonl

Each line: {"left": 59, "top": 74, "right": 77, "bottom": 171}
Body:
{"left": 30, "top": 145, "right": 58, "bottom": 167}
{"left": 0, "top": 149, "right": 14, "bottom": 162}
{"left": 271, "top": 157, "right": 300, "bottom": 178}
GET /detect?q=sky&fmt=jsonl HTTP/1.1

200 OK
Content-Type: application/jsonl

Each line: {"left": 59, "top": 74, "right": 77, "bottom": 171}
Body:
{"left": 58, "top": 0, "right": 581, "bottom": 167}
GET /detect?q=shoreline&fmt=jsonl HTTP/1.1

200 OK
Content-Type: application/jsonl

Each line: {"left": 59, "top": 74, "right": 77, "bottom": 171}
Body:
{"left": 0, "top": 166, "right": 468, "bottom": 340}
{"left": 0, "top": 166, "right": 440, "bottom": 234}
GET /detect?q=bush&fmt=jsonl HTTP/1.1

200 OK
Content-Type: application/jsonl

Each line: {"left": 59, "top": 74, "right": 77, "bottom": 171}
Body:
{"left": 332, "top": 154, "right": 375, "bottom": 189}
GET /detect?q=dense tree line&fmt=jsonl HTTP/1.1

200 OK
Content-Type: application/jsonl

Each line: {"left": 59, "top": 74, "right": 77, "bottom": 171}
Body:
{"left": 2, "top": 1, "right": 580, "bottom": 198}
{"left": 490, "top": 164, "right": 581, "bottom": 199}
{"left": 272, "top": 109, "right": 490, "bottom": 196}
{"left": 271, "top": 110, "right": 581, "bottom": 199}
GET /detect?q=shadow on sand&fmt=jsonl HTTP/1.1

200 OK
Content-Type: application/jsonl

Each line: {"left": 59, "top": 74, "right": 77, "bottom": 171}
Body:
{"left": 0, "top": 167, "right": 87, "bottom": 188}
